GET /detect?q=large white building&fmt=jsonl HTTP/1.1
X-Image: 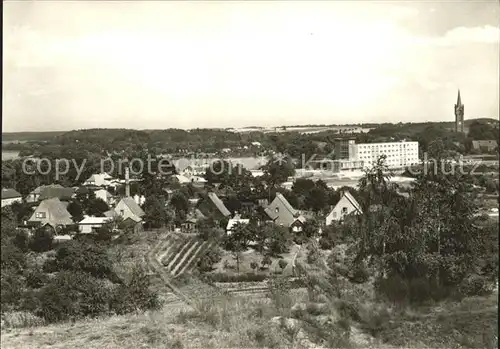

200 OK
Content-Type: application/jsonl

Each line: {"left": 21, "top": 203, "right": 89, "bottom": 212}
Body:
{"left": 354, "top": 141, "right": 419, "bottom": 169}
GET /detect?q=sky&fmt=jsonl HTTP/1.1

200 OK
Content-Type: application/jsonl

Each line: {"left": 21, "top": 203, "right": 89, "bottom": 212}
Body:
{"left": 3, "top": 1, "right": 500, "bottom": 132}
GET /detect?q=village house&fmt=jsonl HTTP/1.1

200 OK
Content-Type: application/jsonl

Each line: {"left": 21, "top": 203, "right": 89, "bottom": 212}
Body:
{"left": 78, "top": 216, "right": 113, "bottom": 234}
{"left": 472, "top": 140, "right": 498, "bottom": 153}
{"left": 1, "top": 188, "right": 22, "bottom": 207}
{"left": 26, "top": 184, "right": 62, "bottom": 203}
{"left": 26, "top": 185, "right": 74, "bottom": 203}
{"left": 181, "top": 209, "right": 206, "bottom": 233}
{"left": 38, "top": 186, "right": 75, "bottom": 202}
{"left": 197, "top": 192, "right": 231, "bottom": 221}
{"left": 28, "top": 197, "right": 73, "bottom": 229}
{"left": 325, "top": 190, "right": 362, "bottom": 226}
{"left": 105, "top": 197, "right": 145, "bottom": 228}
{"left": 264, "top": 193, "right": 304, "bottom": 228}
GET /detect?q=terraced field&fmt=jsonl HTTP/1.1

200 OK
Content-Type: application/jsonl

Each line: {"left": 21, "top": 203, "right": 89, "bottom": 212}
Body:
{"left": 158, "top": 234, "right": 214, "bottom": 278}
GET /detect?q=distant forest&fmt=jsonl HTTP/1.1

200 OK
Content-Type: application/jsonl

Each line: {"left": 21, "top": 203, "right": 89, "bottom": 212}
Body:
{"left": 2, "top": 118, "right": 498, "bottom": 160}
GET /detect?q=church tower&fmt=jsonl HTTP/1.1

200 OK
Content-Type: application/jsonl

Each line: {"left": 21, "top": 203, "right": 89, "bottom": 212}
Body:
{"left": 454, "top": 90, "right": 464, "bottom": 133}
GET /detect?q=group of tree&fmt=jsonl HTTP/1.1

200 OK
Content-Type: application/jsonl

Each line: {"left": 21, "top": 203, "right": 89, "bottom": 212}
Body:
{"left": 328, "top": 144, "right": 498, "bottom": 303}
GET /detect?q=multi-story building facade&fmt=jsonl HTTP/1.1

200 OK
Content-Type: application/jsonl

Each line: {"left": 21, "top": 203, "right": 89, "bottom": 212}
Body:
{"left": 355, "top": 141, "right": 419, "bottom": 169}
{"left": 333, "top": 138, "right": 356, "bottom": 160}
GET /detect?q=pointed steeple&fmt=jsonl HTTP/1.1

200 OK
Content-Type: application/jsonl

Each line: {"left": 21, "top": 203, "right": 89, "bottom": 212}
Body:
{"left": 456, "top": 89, "right": 462, "bottom": 106}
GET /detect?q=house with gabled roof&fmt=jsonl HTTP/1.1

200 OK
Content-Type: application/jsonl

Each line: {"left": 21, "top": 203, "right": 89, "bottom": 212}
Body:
{"left": 106, "top": 197, "right": 145, "bottom": 225}
{"left": 181, "top": 208, "right": 206, "bottom": 233}
{"left": 197, "top": 192, "right": 231, "bottom": 220}
{"left": 472, "top": 140, "right": 498, "bottom": 152}
{"left": 1, "top": 188, "right": 22, "bottom": 207}
{"left": 264, "top": 193, "right": 302, "bottom": 227}
{"left": 28, "top": 197, "right": 73, "bottom": 229}
{"left": 325, "top": 190, "right": 362, "bottom": 226}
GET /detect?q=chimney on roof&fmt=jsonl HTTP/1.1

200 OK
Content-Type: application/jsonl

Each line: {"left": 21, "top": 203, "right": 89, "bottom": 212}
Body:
{"left": 125, "top": 167, "right": 130, "bottom": 197}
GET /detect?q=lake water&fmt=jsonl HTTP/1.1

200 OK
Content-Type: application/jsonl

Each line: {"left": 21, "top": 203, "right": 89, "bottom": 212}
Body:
{"left": 0, "top": 151, "right": 267, "bottom": 170}
{"left": 2, "top": 150, "right": 21, "bottom": 160}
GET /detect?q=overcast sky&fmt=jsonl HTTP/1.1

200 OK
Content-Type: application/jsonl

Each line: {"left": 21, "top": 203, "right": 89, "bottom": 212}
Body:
{"left": 3, "top": 1, "right": 499, "bottom": 132}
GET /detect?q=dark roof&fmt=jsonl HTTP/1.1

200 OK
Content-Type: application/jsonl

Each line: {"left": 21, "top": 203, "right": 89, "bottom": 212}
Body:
{"left": 207, "top": 192, "right": 231, "bottom": 217}
{"left": 76, "top": 186, "right": 90, "bottom": 195}
{"left": 39, "top": 187, "right": 74, "bottom": 201}
{"left": 1, "top": 188, "right": 22, "bottom": 200}
{"left": 29, "top": 184, "right": 64, "bottom": 195}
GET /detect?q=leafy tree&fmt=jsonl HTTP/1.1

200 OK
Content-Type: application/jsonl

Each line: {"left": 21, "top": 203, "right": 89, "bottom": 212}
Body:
{"left": 170, "top": 191, "right": 189, "bottom": 224}
{"left": 261, "top": 255, "right": 272, "bottom": 269}
{"left": 343, "top": 144, "right": 497, "bottom": 303}
{"left": 468, "top": 120, "right": 499, "bottom": 141}
{"left": 262, "top": 154, "right": 295, "bottom": 187}
{"left": 197, "top": 247, "right": 222, "bottom": 272}
{"left": 67, "top": 200, "right": 84, "bottom": 222}
{"left": 265, "top": 225, "right": 292, "bottom": 256}
{"left": 87, "top": 198, "right": 110, "bottom": 217}
{"left": 110, "top": 265, "right": 161, "bottom": 315}
{"left": 36, "top": 271, "right": 111, "bottom": 322}
{"left": 224, "top": 222, "right": 254, "bottom": 272}
{"left": 29, "top": 226, "right": 54, "bottom": 252}
{"left": 143, "top": 195, "right": 169, "bottom": 229}
{"left": 50, "top": 240, "right": 117, "bottom": 280}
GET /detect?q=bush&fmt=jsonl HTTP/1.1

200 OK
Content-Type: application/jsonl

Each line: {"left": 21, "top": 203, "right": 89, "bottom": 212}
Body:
{"left": 1, "top": 242, "right": 26, "bottom": 273}
{"left": 50, "top": 240, "right": 117, "bottom": 280}
{"left": 29, "top": 227, "right": 54, "bottom": 252}
{"left": 13, "top": 231, "right": 30, "bottom": 252}
{"left": 110, "top": 266, "right": 161, "bottom": 315}
{"left": 375, "top": 275, "right": 457, "bottom": 304}
{"left": 36, "top": 271, "right": 111, "bottom": 322}
{"left": 197, "top": 247, "right": 222, "bottom": 273}
{"left": 458, "top": 275, "right": 493, "bottom": 297}
{"left": 1, "top": 268, "right": 25, "bottom": 311}
{"left": 319, "top": 236, "right": 333, "bottom": 250}
{"left": 25, "top": 268, "right": 49, "bottom": 289}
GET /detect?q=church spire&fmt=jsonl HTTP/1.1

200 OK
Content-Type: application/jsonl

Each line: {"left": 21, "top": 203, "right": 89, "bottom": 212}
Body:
{"left": 454, "top": 89, "right": 464, "bottom": 133}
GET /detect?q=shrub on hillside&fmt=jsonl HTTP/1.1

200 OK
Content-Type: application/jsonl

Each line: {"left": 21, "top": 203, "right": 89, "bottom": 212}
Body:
{"left": 50, "top": 240, "right": 117, "bottom": 281}
{"left": 1, "top": 242, "right": 26, "bottom": 273}
{"left": 29, "top": 227, "right": 54, "bottom": 252}
{"left": 1, "top": 268, "right": 25, "bottom": 312}
{"left": 24, "top": 268, "right": 49, "bottom": 289}
{"left": 36, "top": 271, "right": 111, "bottom": 322}
{"left": 197, "top": 247, "right": 222, "bottom": 272}
{"left": 13, "top": 230, "right": 30, "bottom": 252}
{"left": 110, "top": 266, "right": 161, "bottom": 315}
